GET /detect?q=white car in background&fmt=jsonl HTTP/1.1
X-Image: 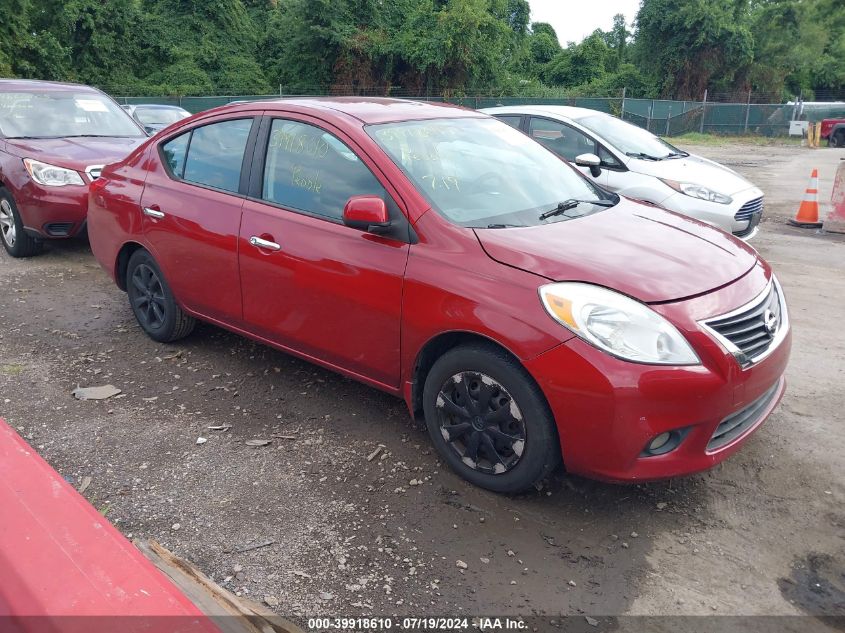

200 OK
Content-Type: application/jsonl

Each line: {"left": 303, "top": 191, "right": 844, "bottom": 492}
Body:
{"left": 482, "top": 105, "right": 764, "bottom": 239}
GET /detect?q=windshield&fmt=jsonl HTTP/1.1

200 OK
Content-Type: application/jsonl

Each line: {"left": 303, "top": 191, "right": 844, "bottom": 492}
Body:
{"left": 576, "top": 114, "right": 684, "bottom": 160}
{"left": 368, "top": 117, "right": 613, "bottom": 228}
{"left": 0, "top": 90, "right": 144, "bottom": 139}
{"left": 135, "top": 107, "right": 190, "bottom": 125}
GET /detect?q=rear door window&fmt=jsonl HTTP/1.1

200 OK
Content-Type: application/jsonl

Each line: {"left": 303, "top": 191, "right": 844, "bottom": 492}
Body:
{"left": 161, "top": 133, "right": 189, "bottom": 178}
{"left": 183, "top": 119, "right": 253, "bottom": 193}
{"left": 494, "top": 115, "right": 523, "bottom": 130}
{"left": 159, "top": 118, "right": 253, "bottom": 192}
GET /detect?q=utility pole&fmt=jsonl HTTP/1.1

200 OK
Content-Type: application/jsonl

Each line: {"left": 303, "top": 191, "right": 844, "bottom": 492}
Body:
{"left": 621, "top": 87, "right": 627, "bottom": 119}
{"left": 700, "top": 89, "right": 708, "bottom": 134}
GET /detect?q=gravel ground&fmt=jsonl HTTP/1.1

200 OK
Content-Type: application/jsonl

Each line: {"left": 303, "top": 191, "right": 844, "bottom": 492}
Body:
{"left": 0, "top": 142, "right": 843, "bottom": 631}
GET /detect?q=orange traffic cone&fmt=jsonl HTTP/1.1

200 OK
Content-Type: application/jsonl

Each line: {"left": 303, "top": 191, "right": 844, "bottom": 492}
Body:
{"left": 789, "top": 168, "right": 824, "bottom": 228}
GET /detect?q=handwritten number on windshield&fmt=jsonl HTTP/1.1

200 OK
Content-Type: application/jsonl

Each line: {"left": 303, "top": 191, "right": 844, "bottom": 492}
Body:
{"left": 422, "top": 175, "right": 460, "bottom": 191}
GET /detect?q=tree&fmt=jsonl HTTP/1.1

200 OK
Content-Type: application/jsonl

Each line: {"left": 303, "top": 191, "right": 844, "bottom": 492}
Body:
{"left": 608, "top": 13, "right": 629, "bottom": 72}
{"left": 396, "top": 0, "right": 512, "bottom": 93}
{"left": 0, "top": 0, "right": 31, "bottom": 75}
{"left": 0, "top": 0, "right": 841, "bottom": 101}
{"left": 633, "top": 0, "right": 755, "bottom": 99}
{"left": 505, "top": 0, "right": 530, "bottom": 35}
{"left": 531, "top": 22, "right": 559, "bottom": 43}
{"left": 748, "top": 0, "right": 845, "bottom": 98}
{"left": 31, "top": 0, "right": 144, "bottom": 87}
{"left": 544, "top": 33, "right": 610, "bottom": 87}
{"left": 262, "top": 0, "right": 345, "bottom": 92}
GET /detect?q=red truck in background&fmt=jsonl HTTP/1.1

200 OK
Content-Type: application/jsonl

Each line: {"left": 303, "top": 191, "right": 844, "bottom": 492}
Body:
{"left": 821, "top": 118, "right": 845, "bottom": 146}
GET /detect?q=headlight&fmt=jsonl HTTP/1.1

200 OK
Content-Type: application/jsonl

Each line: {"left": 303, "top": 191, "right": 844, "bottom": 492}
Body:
{"left": 660, "top": 179, "right": 732, "bottom": 205}
{"left": 23, "top": 159, "right": 85, "bottom": 187}
{"left": 539, "top": 283, "right": 700, "bottom": 365}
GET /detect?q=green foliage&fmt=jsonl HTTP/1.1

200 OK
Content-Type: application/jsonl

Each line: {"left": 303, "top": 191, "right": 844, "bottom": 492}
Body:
{"left": 634, "top": 0, "right": 755, "bottom": 99}
{"left": 0, "top": 0, "right": 841, "bottom": 100}
{"left": 530, "top": 22, "right": 559, "bottom": 42}
{"left": 607, "top": 13, "right": 629, "bottom": 73}
{"left": 505, "top": 0, "right": 530, "bottom": 35}
{"left": 530, "top": 33, "right": 561, "bottom": 66}
{"left": 569, "top": 63, "right": 656, "bottom": 99}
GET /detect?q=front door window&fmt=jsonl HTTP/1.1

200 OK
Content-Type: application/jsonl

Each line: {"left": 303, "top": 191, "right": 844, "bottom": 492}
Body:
{"left": 262, "top": 119, "right": 386, "bottom": 219}
{"left": 528, "top": 117, "right": 596, "bottom": 162}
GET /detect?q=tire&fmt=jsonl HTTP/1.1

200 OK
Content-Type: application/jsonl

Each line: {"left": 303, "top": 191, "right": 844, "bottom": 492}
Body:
{"left": 0, "top": 189, "right": 43, "bottom": 257}
{"left": 830, "top": 131, "right": 844, "bottom": 148}
{"left": 126, "top": 249, "right": 195, "bottom": 343}
{"left": 422, "top": 343, "right": 561, "bottom": 493}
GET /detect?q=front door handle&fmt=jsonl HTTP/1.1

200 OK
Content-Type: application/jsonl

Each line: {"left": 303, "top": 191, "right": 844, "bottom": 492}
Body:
{"left": 249, "top": 236, "right": 281, "bottom": 252}
{"left": 143, "top": 207, "right": 165, "bottom": 219}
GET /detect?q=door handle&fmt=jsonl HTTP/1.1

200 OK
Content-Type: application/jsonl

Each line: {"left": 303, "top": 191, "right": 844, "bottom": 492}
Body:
{"left": 249, "top": 236, "right": 281, "bottom": 252}
{"left": 143, "top": 207, "right": 165, "bottom": 219}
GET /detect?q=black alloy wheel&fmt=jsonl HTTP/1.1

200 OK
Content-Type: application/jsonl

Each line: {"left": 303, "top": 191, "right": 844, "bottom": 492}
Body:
{"left": 126, "top": 249, "right": 195, "bottom": 343}
{"left": 435, "top": 371, "right": 526, "bottom": 475}
{"left": 130, "top": 262, "right": 167, "bottom": 331}
{"left": 422, "top": 344, "right": 560, "bottom": 493}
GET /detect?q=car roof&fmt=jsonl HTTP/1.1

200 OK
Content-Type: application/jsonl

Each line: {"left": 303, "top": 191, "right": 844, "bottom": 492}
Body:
{"left": 218, "top": 97, "right": 483, "bottom": 125}
{"left": 131, "top": 104, "right": 189, "bottom": 110}
{"left": 0, "top": 79, "right": 99, "bottom": 93}
{"left": 481, "top": 104, "right": 608, "bottom": 122}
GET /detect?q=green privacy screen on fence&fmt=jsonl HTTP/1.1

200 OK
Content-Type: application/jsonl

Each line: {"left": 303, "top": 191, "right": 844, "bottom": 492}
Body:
{"left": 114, "top": 94, "right": 845, "bottom": 137}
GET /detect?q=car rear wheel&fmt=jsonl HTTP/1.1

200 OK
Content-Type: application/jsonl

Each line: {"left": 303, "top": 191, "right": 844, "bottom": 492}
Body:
{"left": 126, "top": 249, "right": 195, "bottom": 343}
{"left": 0, "top": 190, "right": 43, "bottom": 258}
{"left": 422, "top": 344, "right": 560, "bottom": 493}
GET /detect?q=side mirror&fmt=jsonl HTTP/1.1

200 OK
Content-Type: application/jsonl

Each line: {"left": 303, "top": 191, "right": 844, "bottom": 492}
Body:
{"left": 576, "top": 153, "right": 602, "bottom": 178}
{"left": 343, "top": 195, "right": 390, "bottom": 234}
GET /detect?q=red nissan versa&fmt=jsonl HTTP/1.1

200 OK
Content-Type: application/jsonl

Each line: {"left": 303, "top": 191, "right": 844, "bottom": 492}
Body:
{"left": 0, "top": 79, "right": 147, "bottom": 257}
{"left": 87, "top": 98, "right": 791, "bottom": 493}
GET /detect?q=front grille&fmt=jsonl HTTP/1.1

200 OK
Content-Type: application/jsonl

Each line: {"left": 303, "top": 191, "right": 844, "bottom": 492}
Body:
{"left": 85, "top": 165, "right": 104, "bottom": 180}
{"left": 702, "top": 280, "right": 786, "bottom": 368}
{"left": 735, "top": 196, "right": 764, "bottom": 222}
{"left": 708, "top": 380, "right": 781, "bottom": 451}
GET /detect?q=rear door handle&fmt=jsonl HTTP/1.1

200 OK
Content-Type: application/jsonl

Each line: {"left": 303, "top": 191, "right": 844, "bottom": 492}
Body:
{"left": 143, "top": 207, "right": 165, "bottom": 219}
{"left": 249, "top": 236, "right": 281, "bottom": 252}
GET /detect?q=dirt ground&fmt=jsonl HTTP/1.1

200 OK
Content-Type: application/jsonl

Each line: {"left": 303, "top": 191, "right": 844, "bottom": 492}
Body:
{"left": 1, "top": 142, "right": 843, "bottom": 631}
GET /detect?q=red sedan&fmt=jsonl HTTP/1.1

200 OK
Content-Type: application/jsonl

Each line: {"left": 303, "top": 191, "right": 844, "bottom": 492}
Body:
{"left": 87, "top": 98, "right": 791, "bottom": 493}
{"left": 0, "top": 79, "right": 146, "bottom": 257}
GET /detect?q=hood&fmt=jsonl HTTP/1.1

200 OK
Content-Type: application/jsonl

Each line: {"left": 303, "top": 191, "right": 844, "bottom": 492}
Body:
{"left": 474, "top": 200, "right": 759, "bottom": 303}
{"left": 630, "top": 153, "right": 753, "bottom": 196}
{"left": 3, "top": 136, "right": 147, "bottom": 172}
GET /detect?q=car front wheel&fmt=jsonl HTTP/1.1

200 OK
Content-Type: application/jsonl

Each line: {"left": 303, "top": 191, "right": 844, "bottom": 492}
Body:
{"left": 126, "top": 249, "right": 195, "bottom": 343}
{"left": 0, "top": 189, "right": 43, "bottom": 257}
{"left": 422, "top": 343, "right": 561, "bottom": 493}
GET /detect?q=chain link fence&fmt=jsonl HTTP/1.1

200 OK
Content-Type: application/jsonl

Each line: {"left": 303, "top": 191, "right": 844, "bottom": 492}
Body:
{"left": 111, "top": 90, "right": 845, "bottom": 138}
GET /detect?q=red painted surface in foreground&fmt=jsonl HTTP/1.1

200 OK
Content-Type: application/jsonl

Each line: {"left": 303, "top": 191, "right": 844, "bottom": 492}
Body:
{"left": 0, "top": 418, "right": 220, "bottom": 633}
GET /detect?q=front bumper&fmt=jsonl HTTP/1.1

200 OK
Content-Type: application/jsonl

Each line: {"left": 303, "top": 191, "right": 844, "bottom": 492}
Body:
{"left": 661, "top": 187, "right": 764, "bottom": 240}
{"left": 17, "top": 180, "right": 90, "bottom": 239}
{"left": 524, "top": 270, "right": 791, "bottom": 482}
